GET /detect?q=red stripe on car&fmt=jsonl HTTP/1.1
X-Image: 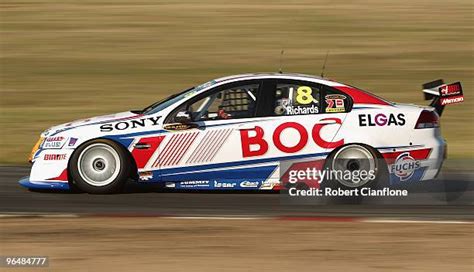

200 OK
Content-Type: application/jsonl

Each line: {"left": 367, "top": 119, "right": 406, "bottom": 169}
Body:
{"left": 382, "top": 148, "right": 432, "bottom": 164}
{"left": 131, "top": 136, "right": 165, "bottom": 168}
{"left": 46, "top": 169, "right": 68, "bottom": 182}
{"left": 334, "top": 86, "right": 391, "bottom": 105}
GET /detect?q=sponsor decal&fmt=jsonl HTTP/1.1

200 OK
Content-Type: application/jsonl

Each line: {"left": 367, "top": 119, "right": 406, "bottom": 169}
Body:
{"left": 214, "top": 181, "right": 236, "bottom": 188}
{"left": 439, "top": 82, "right": 464, "bottom": 106}
{"left": 440, "top": 82, "right": 462, "bottom": 96}
{"left": 240, "top": 181, "right": 260, "bottom": 188}
{"left": 100, "top": 116, "right": 161, "bottom": 132}
{"left": 68, "top": 138, "right": 78, "bottom": 147}
{"left": 165, "top": 182, "right": 176, "bottom": 188}
{"left": 138, "top": 171, "right": 153, "bottom": 181}
{"left": 260, "top": 180, "right": 279, "bottom": 189}
{"left": 44, "top": 154, "right": 67, "bottom": 161}
{"left": 325, "top": 94, "right": 346, "bottom": 113}
{"left": 240, "top": 119, "right": 343, "bottom": 158}
{"left": 163, "top": 123, "right": 198, "bottom": 131}
{"left": 43, "top": 136, "right": 67, "bottom": 149}
{"left": 165, "top": 181, "right": 212, "bottom": 189}
{"left": 390, "top": 152, "right": 421, "bottom": 181}
{"left": 180, "top": 180, "right": 210, "bottom": 188}
{"left": 46, "top": 136, "right": 64, "bottom": 141}
{"left": 285, "top": 104, "right": 319, "bottom": 115}
{"left": 440, "top": 96, "right": 463, "bottom": 105}
{"left": 358, "top": 113, "right": 405, "bottom": 127}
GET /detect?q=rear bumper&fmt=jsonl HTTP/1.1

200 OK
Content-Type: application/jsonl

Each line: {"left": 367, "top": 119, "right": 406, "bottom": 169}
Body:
{"left": 379, "top": 140, "right": 446, "bottom": 185}
{"left": 19, "top": 176, "right": 70, "bottom": 190}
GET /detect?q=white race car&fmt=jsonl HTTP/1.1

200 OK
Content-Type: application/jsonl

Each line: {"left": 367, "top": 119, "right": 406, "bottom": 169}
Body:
{"left": 20, "top": 73, "right": 464, "bottom": 193}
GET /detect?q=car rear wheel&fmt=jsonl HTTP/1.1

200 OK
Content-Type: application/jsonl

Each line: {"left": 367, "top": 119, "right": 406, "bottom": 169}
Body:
{"left": 329, "top": 144, "right": 379, "bottom": 188}
{"left": 322, "top": 144, "right": 386, "bottom": 203}
{"left": 70, "top": 139, "right": 130, "bottom": 194}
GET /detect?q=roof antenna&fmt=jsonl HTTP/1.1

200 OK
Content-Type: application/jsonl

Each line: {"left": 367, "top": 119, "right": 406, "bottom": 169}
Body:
{"left": 279, "top": 49, "right": 284, "bottom": 74}
{"left": 320, "top": 50, "right": 329, "bottom": 78}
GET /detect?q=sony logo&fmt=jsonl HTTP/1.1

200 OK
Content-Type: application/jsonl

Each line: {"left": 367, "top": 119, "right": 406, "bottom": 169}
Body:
{"left": 100, "top": 116, "right": 161, "bottom": 132}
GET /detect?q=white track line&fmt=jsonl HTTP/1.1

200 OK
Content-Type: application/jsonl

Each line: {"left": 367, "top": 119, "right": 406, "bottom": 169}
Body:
{"left": 362, "top": 218, "right": 473, "bottom": 224}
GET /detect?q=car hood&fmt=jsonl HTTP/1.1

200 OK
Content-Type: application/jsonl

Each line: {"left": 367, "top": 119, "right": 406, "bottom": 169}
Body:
{"left": 42, "top": 111, "right": 139, "bottom": 137}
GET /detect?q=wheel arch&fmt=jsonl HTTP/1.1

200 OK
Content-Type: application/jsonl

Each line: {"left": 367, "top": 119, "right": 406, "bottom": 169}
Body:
{"left": 67, "top": 137, "right": 139, "bottom": 185}
{"left": 324, "top": 142, "right": 388, "bottom": 173}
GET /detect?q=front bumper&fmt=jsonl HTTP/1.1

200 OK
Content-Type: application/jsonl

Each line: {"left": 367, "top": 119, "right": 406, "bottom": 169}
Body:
{"left": 19, "top": 176, "right": 70, "bottom": 190}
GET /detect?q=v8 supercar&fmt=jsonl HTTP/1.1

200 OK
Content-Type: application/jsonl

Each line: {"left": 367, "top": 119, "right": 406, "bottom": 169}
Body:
{"left": 20, "top": 74, "right": 463, "bottom": 193}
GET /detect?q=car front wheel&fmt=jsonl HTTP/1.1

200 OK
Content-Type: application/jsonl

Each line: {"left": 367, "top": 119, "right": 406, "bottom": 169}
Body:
{"left": 70, "top": 139, "right": 130, "bottom": 194}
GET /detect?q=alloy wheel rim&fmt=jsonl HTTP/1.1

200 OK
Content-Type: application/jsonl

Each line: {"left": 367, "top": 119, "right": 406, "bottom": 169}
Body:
{"left": 331, "top": 145, "right": 377, "bottom": 188}
{"left": 77, "top": 143, "right": 121, "bottom": 187}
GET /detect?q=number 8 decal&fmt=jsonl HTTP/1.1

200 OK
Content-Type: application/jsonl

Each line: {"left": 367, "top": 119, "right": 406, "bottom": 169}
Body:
{"left": 295, "top": 86, "right": 317, "bottom": 105}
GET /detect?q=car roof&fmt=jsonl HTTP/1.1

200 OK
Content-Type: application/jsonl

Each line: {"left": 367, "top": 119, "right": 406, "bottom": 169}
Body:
{"left": 212, "top": 72, "right": 343, "bottom": 87}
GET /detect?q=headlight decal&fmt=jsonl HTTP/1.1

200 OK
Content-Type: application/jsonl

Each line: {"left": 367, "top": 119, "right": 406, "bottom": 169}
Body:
{"left": 29, "top": 137, "right": 44, "bottom": 162}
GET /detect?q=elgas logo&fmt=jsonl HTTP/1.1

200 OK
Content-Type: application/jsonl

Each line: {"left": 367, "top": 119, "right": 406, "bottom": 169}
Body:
{"left": 358, "top": 113, "right": 405, "bottom": 127}
{"left": 391, "top": 152, "right": 420, "bottom": 181}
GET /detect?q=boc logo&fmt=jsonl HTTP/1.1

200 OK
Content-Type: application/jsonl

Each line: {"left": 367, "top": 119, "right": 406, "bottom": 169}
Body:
{"left": 391, "top": 152, "right": 420, "bottom": 181}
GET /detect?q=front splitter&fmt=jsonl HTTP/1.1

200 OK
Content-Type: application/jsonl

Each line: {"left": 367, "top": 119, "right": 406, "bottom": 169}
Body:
{"left": 19, "top": 176, "right": 70, "bottom": 190}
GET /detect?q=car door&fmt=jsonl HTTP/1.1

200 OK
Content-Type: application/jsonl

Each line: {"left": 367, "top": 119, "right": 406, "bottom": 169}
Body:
{"left": 159, "top": 78, "right": 350, "bottom": 189}
{"left": 240, "top": 79, "right": 350, "bottom": 188}
{"left": 159, "top": 79, "right": 276, "bottom": 189}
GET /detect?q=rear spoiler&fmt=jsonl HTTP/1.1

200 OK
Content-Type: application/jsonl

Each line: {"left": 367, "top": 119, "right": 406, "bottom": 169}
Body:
{"left": 422, "top": 79, "right": 464, "bottom": 116}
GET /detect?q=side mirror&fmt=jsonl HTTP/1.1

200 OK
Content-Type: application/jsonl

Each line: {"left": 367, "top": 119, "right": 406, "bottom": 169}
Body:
{"left": 175, "top": 111, "right": 192, "bottom": 123}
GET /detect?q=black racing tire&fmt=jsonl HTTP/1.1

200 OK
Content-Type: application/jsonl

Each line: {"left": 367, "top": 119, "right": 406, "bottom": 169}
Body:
{"left": 69, "top": 139, "right": 131, "bottom": 194}
{"left": 67, "top": 176, "right": 83, "bottom": 193}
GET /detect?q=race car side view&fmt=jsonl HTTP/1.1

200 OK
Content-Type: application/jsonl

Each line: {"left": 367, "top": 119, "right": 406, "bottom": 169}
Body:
{"left": 19, "top": 73, "right": 464, "bottom": 193}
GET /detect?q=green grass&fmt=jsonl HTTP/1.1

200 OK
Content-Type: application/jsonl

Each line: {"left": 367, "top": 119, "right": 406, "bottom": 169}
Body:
{"left": 1, "top": 0, "right": 473, "bottom": 164}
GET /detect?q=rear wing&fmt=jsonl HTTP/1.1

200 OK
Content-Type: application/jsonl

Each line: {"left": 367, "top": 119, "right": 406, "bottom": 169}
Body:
{"left": 422, "top": 79, "right": 464, "bottom": 116}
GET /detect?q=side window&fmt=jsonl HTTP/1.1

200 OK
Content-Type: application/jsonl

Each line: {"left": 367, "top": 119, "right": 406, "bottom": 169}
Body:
{"left": 273, "top": 82, "right": 321, "bottom": 116}
{"left": 173, "top": 83, "right": 260, "bottom": 122}
{"left": 322, "top": 86, "right": 351, "bottom": 113}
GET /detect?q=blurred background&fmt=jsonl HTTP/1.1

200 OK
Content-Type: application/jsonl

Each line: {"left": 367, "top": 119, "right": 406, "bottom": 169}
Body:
{"left": 1, "top": 2, "right": 473, "bottom": 271}
{"left": 1, "top": 0, "right": 473, "bottom": 164}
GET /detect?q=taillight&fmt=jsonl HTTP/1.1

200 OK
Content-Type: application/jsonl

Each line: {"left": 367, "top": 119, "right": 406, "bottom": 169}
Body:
{"left": 415, "top": 110, "right": 439, "bottom": 129}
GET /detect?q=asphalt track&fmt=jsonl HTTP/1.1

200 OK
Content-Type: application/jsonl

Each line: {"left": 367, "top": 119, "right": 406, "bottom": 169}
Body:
{"left": 1, "top": 166, "right": 473, "bottom": 219}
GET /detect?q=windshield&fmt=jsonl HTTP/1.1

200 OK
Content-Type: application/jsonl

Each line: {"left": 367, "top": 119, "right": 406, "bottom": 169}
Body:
{"left": 141, "top": 87, "right": 195, "bottom": 115}
{"left": 141, "top": 80, "right": 217, "bottom": 115}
